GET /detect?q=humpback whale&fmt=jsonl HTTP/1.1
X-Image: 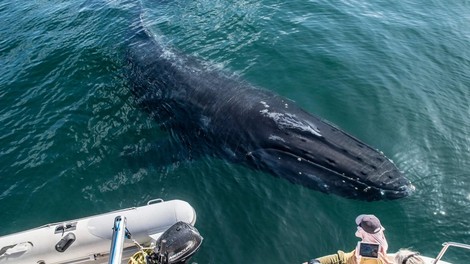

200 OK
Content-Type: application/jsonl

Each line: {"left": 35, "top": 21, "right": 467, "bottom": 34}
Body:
{"left": 125, "top": 20, "right": 414, "bottom": 201}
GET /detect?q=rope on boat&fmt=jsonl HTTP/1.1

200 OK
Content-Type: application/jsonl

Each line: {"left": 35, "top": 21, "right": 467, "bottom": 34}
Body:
{"left": 127, "top": 238, "right": 155, "bottom": 264}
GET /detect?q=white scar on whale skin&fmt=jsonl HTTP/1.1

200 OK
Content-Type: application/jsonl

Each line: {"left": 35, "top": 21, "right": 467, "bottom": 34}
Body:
{"left": 260, "top": 101, "right": 270, "bottom": 108}
{"left": 259, "top": 105, "right": 322, "bottom": 137}
{"left": 269, "top": 135, "right": 285, "bottom": 142}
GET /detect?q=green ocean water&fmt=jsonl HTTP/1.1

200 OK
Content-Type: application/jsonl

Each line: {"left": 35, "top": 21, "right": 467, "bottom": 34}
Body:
{"left": 1, "top": 0, "right": 469, "bottom": 263}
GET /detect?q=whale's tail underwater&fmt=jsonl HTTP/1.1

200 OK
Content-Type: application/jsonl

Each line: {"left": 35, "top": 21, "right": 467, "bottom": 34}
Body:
{"left": 124, "top": 8, "right": 415, "bottom": 201}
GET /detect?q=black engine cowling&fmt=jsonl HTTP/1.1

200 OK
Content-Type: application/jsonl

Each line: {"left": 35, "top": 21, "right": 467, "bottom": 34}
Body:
{"left": 153, "top": 221, "right": 203, "bottom": 264}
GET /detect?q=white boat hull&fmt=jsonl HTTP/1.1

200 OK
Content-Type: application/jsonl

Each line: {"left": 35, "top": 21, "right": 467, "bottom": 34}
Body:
{"left": 0, "top": 199, "right": 196, "bottom": 264}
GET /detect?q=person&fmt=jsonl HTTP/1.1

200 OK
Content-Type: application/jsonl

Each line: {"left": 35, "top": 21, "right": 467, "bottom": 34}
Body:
{"left": 394, "top": 249, "right": 424, "bottom": 264}
{"left": 303, "top": 214, "right": 392, "bottom": 264}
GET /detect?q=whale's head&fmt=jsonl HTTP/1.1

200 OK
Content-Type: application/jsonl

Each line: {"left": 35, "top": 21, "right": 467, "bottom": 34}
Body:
{"left": 244, "top": 100, "right": 414, "bottom": 201}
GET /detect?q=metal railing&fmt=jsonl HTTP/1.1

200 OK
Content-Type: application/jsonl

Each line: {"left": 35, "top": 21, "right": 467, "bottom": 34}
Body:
{"left": 432, "top": 242, "right": 470, "bottom": 264}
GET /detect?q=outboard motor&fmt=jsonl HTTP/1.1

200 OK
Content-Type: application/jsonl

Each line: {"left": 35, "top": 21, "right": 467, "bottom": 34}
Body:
{"left": 152, "top": 221, "right": 203, "bottom": 264}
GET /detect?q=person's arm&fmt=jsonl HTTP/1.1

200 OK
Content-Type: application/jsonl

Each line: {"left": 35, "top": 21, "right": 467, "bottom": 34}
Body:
{"left": 303, "top": 250, "right": 353, "bottom": 264}
{"left": 378, "top": 251, "right": 393, "bottom": 264}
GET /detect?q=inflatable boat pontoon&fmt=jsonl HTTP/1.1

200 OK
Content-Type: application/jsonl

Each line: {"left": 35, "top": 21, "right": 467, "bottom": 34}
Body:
{"left": 0, "top": 198, "right": 201, "bottom": 264}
